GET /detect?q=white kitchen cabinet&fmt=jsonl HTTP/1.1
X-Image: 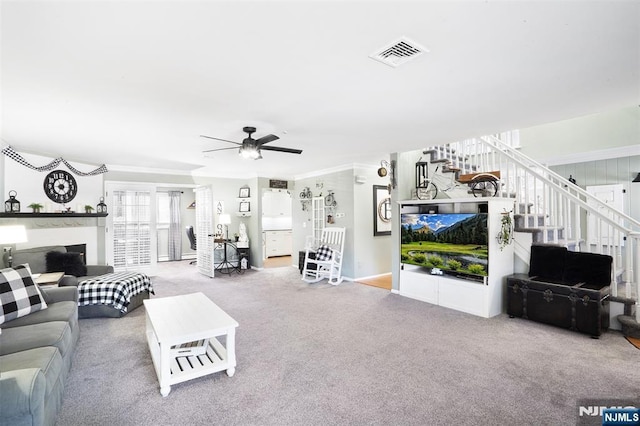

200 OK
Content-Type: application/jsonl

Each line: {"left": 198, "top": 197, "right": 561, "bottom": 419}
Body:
{"left": 264, "top": 230, "right": 292, "bottom": 257}
{"left": 263, "top": 191, "right": 291, "bottom": 217}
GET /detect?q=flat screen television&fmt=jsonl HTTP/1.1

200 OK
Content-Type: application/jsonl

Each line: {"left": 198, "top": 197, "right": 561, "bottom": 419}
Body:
{"left": 400, "top": 213, "right": 488, "bottom": 283}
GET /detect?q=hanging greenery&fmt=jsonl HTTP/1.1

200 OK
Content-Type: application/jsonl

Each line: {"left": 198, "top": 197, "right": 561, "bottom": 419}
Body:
{"left": 497, "top": 209, "right": 514, "bottom": 250}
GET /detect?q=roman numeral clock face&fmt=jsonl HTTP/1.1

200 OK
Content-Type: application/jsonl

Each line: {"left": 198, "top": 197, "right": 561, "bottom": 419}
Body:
{"left": 43, "top": 170, "right": 78, "bottom": 203}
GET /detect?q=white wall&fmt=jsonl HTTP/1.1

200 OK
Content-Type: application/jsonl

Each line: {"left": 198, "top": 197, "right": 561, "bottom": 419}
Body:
{"left": 292, "top": 166, "right": 392, "bottom": 280}
{"left": 519, "top": 106, "right": 640, "bottom": 162}
{"left": 4, "top": 152, "right": 104, "bottom": 212}
{"left": 293, "top": 170, "right": 354, "bottom": 275}
{"left": 352, "top": 166, "right": 392, "bottom": 278}
{"left": 1, "top": 151, "right": 107, "bottom": 262}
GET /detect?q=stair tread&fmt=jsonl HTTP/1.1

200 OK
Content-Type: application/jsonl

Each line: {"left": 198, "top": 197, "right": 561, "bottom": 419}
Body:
{"left": 618, "top": 315, "right": 640, "bottom": 327}
{"left": 610, "top": 295, "right": 637, "bottom": 304}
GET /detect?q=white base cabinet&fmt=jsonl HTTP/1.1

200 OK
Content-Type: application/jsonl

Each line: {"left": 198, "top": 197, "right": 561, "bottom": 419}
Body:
{"left": 400, "top": 269, "right": 494, "bottom": 318}
{"left": 264, "top": 230, "right": 292, "bottom": 257}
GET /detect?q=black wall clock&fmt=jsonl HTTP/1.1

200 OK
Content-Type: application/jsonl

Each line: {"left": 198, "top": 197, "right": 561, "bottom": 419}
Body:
{"left": 43, "top": 170, "right": 78, "bottom": 203}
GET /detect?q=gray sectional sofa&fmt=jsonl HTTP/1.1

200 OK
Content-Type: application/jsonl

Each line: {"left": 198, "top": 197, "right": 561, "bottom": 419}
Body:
{"left": 0, "top": 285, "right": 79, "bottom": 426}
{"left": 2, "top": 246, "right": 151, "bottom": 318}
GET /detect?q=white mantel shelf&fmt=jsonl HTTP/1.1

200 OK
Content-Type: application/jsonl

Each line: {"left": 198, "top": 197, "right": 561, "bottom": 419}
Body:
{"left": 0, "top": 213, "right": 108, "bottom": 229}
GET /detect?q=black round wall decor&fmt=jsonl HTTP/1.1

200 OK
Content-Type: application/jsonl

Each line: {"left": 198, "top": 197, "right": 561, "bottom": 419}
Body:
{"left": 43, "top": 170, "right": 78, "bottom": 203}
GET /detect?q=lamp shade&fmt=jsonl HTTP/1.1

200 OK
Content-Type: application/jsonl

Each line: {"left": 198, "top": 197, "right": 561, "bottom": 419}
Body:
{"left": 0, "top": 225, "right": 28, "bottom": 244}
{"left": 219, "top": 214, "right": 231, "bottom": 225}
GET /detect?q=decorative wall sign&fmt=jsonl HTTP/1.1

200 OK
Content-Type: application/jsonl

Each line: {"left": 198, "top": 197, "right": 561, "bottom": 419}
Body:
{"left": 269, "top": 179, "right": 288, "bottom": 189}
{"left": 43, "top": 170, "right": 78, "bottom": 203}
{"left": 216, "top": 201, "right": 224, "bottom": 236}
{"left": 373, "top": 185, "right": 391, "bottom": 236}
{"left": 2, "top": 146, "right": 108, "bottom": 175}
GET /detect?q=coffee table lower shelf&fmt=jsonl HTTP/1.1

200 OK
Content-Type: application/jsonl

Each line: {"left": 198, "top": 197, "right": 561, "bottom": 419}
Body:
{"left": 146, "top": 330, "right": 235, "bottom": 396}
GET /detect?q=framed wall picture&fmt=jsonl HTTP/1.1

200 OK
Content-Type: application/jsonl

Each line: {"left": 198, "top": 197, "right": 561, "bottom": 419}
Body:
{"left": 373, "top": 185, "right": 391, "bottom": 236}
{"left": 239, "top": 187, "right": 250, "bottom": 198}
{"left": 239, "top": 201, "right": 250, "bottom": 212}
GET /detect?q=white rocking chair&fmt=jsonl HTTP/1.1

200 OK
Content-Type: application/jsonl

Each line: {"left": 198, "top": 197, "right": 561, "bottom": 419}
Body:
{"left": 301, "top": 227, "right": 346, "bottom": 285}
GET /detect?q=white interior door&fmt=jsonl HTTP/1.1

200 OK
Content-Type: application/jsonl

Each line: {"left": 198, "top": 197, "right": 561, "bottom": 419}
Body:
{"left": 105, "top": 183, "right": 157, "bottom": 274}
{"left": 311, "top": 197, "right": 325, "bottom": 245}
{"left": 195, "top": 185, "right": 215, "bottom": 277}
{"left": 586, "top": 184, "right": 624, "bottom": 246}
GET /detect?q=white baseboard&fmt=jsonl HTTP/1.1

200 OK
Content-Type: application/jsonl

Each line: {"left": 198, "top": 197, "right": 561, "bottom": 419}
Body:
{"left": 353, "top": 272, "right": 392, "bottom": 282}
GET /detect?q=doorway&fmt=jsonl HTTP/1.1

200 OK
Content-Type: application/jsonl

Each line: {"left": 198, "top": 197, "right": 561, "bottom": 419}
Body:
{"left": 261, "top": 189, "right": 293, "bottom": 266}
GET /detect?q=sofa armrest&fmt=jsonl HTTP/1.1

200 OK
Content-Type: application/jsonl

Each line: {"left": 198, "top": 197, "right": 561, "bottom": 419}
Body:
{"left": 58, "top": 275, "right": 79, "bottom": 287}
{"left": 39, "top": 286, "right": 78, "bottom": 303}
{"left": 86, "top": 265, "right": 114, "bottom": 276}
{"left": 0, "top": 368, "right": 46, "bottom": 422}
{"left": 58, "top": 265, "right": 114, "bottom": 287}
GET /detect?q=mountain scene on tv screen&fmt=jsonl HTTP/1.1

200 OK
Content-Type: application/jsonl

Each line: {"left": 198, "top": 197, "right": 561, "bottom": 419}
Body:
{"left": 400, "top": 213, "right": 488, "bottom": 277}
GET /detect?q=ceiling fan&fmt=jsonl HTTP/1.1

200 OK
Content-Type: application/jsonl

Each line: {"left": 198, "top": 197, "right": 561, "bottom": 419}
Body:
{"left": 201, "top": 126, "right": 302, "bottom": 160}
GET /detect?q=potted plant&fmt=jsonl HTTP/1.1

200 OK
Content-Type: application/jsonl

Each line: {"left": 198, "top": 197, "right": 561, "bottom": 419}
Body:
{"left": 28, "top": 203, "right": 43, "bottom": 213}
{"left": 233, "top": 233, "right": 240, "bottom": 242}
{"left": 497, "top": 210, "right": 514, "bottom": 250}
{"left": 84, "top": 205, "right": 94, "bottom": 214}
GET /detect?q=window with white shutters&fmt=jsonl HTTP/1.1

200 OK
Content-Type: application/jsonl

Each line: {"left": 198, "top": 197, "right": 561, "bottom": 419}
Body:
{"left": 109, "top": 187, "right": 156, "bottom": 272}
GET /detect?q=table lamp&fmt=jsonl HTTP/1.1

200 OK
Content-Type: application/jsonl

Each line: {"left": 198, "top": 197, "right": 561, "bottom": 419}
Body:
{"left": 0, "top": 225, "right": 28, "bottom": 267}
{"left": 219, "top": 214, "right": 231, "bottom": 241}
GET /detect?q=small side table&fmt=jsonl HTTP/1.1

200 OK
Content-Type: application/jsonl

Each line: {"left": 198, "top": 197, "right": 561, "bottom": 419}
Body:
{"left": 214, "top": 240, "right": 242, "bottom": 275}
{"left": 34, "top": 272, "right": 65, "bottom": 287}
{"left": 236, "top": 246, "right": 251, "bottom": 270}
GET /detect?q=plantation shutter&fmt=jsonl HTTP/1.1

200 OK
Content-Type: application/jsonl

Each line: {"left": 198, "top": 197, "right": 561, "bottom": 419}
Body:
{"left": 106, "top": 184, "right": 157, "bottom": 274}
{"left": 195, "top": 185, "right": 215, "bottom": 277}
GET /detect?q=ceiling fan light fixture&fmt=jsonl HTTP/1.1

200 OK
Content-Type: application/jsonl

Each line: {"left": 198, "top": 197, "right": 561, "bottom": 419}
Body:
{"left": 239, "top": 146, "right": 261, "bottom": 160}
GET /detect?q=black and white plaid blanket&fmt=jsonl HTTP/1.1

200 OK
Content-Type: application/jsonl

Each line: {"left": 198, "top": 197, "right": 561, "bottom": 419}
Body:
{"left": 78, "top": 272, "right": 154, "bottom": 312}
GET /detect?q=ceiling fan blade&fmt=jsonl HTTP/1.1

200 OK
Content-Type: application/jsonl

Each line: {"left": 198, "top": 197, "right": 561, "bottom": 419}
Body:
{"left": 202, "top": 146, "right": 240, "bottom": 153}
{"left": 260, "top": 145, "right": 303, "bottom": 154}
{"left": 200, "top": 135, "right": 241, "bottom": 145}
{"left": 255, "top": 134, "right": 279, "bottom": 146}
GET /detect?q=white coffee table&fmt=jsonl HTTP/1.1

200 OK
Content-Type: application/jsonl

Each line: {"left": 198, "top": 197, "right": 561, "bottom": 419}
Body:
{"left": 143, "top": 292, "right": 239, "bottom": 396}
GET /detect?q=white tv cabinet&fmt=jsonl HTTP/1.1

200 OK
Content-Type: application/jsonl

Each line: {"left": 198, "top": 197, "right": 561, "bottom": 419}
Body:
{"left": 398, "top": 198, "right": 515, "bottom": 318}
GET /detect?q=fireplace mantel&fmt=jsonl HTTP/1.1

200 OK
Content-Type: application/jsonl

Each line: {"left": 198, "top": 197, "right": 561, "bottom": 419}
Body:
{"left": 0, "top": 213, "right": 108, "bottom": 229}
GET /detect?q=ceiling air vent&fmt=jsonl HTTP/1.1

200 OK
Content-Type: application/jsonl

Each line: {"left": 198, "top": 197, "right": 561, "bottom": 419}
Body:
{"left": 369, "top": 36, "right": 428, "bottom": 68}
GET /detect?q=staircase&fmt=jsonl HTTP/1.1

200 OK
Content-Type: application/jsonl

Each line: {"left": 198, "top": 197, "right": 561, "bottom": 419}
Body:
{"left": 423, "top": 132, "right": 640, "bottom": 335}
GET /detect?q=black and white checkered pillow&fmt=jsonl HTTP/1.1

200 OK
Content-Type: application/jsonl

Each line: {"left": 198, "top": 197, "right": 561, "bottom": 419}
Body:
{"left": 0, "top": 264, "right": 48, "bottom": 324}
{"left": 315, "top": 245, "right": 333, "bottom": 261}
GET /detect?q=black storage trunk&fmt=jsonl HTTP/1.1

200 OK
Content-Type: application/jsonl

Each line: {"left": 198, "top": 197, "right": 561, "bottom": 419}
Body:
{"left": 507, "top": 274, "right": 610, "bottom": 337}
{"left": 506, "top": 246, "right": 611, "bottom": 338}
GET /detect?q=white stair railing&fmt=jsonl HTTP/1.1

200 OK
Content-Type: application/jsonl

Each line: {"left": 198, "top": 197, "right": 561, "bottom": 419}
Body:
{"left": 428, "top": 132, "right": 639, "bottom": 320}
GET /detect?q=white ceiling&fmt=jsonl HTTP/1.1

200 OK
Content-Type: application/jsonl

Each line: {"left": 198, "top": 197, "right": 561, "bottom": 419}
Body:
{"left": 2, "top": 1, "right": 638, "bottom": 179}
